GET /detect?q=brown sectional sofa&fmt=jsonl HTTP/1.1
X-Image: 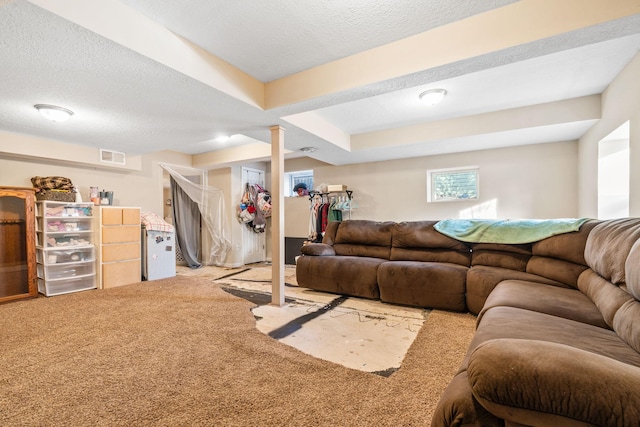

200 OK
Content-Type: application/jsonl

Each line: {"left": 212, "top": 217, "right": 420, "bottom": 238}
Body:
{"left": 295, "top": 218, "right": 640, "bottom": 426}
{"left": 297, "top": 220, "right": 472, "bottom": 311}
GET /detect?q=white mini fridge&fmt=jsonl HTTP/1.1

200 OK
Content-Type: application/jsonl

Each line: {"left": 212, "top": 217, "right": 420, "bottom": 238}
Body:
{"left": 141, "top": 226, "right": 176, "bottom": 281}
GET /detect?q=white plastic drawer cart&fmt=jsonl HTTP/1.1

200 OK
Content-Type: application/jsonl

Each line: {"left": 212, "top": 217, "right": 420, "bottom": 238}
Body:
{"left": 35, "top": 201, "right": 97, "bottom": 296}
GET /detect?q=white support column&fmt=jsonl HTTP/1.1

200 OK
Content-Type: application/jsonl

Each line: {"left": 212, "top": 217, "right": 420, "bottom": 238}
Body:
{"left": 270, "top": 125, "right": 285, "bottom": 306}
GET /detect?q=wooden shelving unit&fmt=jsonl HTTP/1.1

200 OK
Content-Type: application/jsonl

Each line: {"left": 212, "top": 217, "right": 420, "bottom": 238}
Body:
{"left": 0, "top": 187, "right": 37, "bottom": 303}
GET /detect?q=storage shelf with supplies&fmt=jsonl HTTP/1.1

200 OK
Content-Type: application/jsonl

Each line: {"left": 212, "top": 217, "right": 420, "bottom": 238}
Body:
{"left": 35, "top": 201, "right": 97, "bottom": 296}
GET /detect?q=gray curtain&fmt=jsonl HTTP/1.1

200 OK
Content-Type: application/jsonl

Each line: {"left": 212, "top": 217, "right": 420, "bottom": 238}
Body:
{"left": 171, "top": 177, "right": 202, "bottom": 268}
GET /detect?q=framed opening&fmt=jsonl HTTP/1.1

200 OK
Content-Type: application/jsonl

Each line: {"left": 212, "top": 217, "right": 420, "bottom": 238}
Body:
{"left": 427, "top": 166, "right": 479, "bottom": 202}
{"left": 285, "top": 170, "right": 314, "bottom": 197}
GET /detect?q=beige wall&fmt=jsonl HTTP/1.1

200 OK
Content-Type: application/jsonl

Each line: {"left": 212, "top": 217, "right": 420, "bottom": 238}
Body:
{"left": 579, "top": 52, "right": 640, "bottom": 218}
{"left": 282, "top": 141, "right": 579, "bottom": 239}
{"left": 0, "top": 136, "right": 191, "bottom": 216}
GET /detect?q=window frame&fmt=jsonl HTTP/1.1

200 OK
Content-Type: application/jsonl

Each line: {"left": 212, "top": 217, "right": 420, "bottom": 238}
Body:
{"left": 426, "top": 166, "right": 479, "bottom": 203}
{"left": 285, "top": 169, "right": 314, "bottom": 197}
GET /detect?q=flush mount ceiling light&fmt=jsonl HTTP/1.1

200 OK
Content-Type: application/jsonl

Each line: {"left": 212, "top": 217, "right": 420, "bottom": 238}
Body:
{"left": 214, "top": 135, "right": 230, "bottom": 143}
{"left": 418, "top": 89, "right": 447, "bottom": 106}
{"left": 299, "top": 146, "right": 318, "bottom": 153}
{"left": 34, "top": 104, "right": 74, "bottom": 122}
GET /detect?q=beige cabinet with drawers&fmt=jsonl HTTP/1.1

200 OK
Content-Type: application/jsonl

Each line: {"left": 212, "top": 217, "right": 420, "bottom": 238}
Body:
{"left": 96, "top": 206, "right": 141, "bottom": 289}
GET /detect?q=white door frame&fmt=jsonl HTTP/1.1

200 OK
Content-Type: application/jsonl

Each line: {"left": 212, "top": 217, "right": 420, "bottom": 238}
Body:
{"left": 241, "top": 167, "right": 266, "bottom": 264}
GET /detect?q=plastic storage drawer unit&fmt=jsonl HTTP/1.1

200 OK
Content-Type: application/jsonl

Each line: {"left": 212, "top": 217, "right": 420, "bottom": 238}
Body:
{"left": 37, "top": 275, "right": 96, "bottom": 296}
{"left": 36, "top": 247, "right": 95, "bottom": 265}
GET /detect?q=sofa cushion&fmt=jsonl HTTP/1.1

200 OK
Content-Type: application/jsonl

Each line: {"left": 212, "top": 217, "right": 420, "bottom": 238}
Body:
{"left": 578, "top": 269, "right": 635, "bottom": 330}
{"left": 295, "top": 255, "right": 384, "bottom": 299}
{"left": 531, "top": 219, "right": 599, "bottom": 265}
{"left": 377, "top": 261, "right": 467, "bottom": 311}
{"left": 479, "top": 280, "right": 608, "bottom": 329}
{"left": 466, "top": 306, "right": 640, "bottom": 369}
{"left": 390, "top": 221, "right": 471, "bottom": 265}
{"left": 436, "top": 303, "right": 640, "bottom": 427}
{"left": 625, "top": 238, "right": 640, "bottom": 301}
{"left": 613, "top": 300, "right": 640, "bottom": 355}
{"left": 525, "top": 256, "right": 588, "bottom": 289}
{"left": 620, "top": 239, "right": 640, "bottom": 354}
{"left": 468, "top": 339, "right": 640, "bottom": 427}
{"left": 391, "top": 247, "right": 471, "bottom": 266}
{"left": 300, "top": 243, "right": 335, "bottom": 256}
{"left": 465, "top": 266, "right": 567, "bottom": 315}
{"left": 470, "top": 243, "right": 531, "bottom": 271}
{"left": 321, "top": 221, "right": 341, "bottom": 245}
{"left": 472, "top": 242, "right": 532, "bottom": 255}
{"left": 333, "top": 220, "right": 395, "bottom": 259}
{"left": 430, "top": 371, "right": 503, "bottom": 427}
{"left": 584, "top": 218, "right": 640, "bottom": 285}
{"left": 471, "top": 250, "right": 530, "bottom": 271}
{"left": 391, "top": 221, "right": 470, "bottom": 250}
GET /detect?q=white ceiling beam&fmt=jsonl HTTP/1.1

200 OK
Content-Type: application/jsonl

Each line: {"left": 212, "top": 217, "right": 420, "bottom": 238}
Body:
{"left": 281, "top": 111, "right": 351, "bottom": 152}
{"left": 265, "top": 0, "right": 640, "bottom": 110}
{"left": 352, "top": 95, "right": 601, "bottom": 150}
{"left": 192, "top": 141, "right": 294, "bottom": 170}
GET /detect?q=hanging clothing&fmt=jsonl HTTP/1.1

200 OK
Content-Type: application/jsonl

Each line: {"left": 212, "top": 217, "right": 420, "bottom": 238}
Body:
{"left": 321, "top": 203, "right": 330, "bottom": 233}
{"left": 328, "top": 197, "right": 343, "bottom": 223}
{"left": 309, "top": 198, "right": 319, "bottom": 241}
{"left": 307, "top": 192, "right": 352, "bottom": 242}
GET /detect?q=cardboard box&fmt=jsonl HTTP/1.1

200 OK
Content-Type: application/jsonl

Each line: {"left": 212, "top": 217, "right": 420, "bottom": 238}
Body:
{"left": 327, "top": 184, "right": 348, "bottom": 192}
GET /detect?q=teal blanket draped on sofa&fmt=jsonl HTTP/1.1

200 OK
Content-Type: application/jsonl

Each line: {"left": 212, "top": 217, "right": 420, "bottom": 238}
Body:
{"left": 433, "top": 218, "right": 590, "bottom": 244}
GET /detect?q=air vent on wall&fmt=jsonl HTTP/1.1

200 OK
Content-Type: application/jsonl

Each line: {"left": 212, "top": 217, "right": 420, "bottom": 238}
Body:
{"left": 100, "top": 149, "right": 126, "bottom": 165}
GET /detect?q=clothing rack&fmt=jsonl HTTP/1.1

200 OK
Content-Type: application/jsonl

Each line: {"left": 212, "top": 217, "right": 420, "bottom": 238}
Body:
{"left": 308, "top": 190, "right": 353, "bottom": 201}
{"left": 307, "top": 190, "right": 355, "bottom": 242}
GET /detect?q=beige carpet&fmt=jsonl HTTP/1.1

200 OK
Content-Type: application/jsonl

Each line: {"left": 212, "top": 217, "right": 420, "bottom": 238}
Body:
{"left": 0, "top": 276, "right": 475, "bottom": 426}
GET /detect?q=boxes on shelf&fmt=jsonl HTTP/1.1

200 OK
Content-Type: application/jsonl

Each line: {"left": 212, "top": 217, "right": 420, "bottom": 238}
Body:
{"left": 327, "top": 184, "right": 348, "bottom": 192}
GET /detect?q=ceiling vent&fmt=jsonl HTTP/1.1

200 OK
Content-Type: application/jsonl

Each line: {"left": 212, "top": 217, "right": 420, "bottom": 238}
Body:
{"left": 100, "top": 149, "right": 125, "bottom": 165}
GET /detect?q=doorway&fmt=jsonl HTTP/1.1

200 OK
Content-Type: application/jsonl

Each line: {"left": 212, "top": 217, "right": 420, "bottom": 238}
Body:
{"left": 242, "top": 167, "right": 266, "bottom": 264}
{"left": 598, "top": 121, "right": 630, "bottom": 219}
{"left": 170, "top": 167, "right": 206, "bottom": 267}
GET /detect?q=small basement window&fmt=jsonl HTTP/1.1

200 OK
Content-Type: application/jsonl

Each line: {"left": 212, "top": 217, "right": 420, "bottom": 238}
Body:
{"left": 285, "top": 170, "right": 314, "bottom": 197}
{"left": 427, "top": 166, "right": 479, "bottom": 202}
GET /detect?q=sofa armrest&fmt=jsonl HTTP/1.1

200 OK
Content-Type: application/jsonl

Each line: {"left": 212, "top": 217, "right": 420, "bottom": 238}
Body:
{"left": 300, "top": 243, "right": 336, "bottom": 256}
{"left": 467, "top": 339, "right": 640, "bottom": 426}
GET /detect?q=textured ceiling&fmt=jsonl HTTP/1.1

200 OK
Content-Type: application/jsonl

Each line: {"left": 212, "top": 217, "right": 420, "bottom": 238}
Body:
{"left": 0, "top": 0, "right": 639, "bottom": 168}
{"left": 118, "top": 0, "right": 520, "bottom": 82}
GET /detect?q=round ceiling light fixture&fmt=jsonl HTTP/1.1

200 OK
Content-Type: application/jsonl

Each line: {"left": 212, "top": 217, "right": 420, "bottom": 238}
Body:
{"left": 418, "top": 89, "right": 447, "bottom": 106}
{"left": 34, "top": 104, "right": 74, "bottom": 122}
{"left": 299, "top": 146, "right": 318, "bottom": 153}
{"left": 214, "top": 135, "right": 230, "bottom": 143}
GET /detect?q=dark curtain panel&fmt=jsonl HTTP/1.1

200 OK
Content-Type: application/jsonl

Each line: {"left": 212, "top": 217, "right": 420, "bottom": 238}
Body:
{"left": 171, "top": 177, "right": 202, "bottom": 268}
